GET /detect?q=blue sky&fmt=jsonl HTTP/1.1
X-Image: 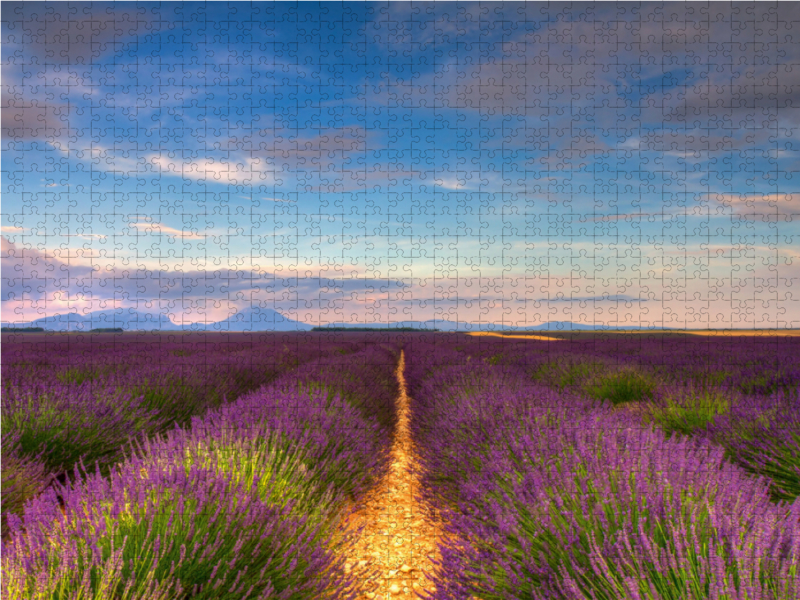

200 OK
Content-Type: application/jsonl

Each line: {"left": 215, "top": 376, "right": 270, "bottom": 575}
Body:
{"left": 2, "top": 1, "right": 799, "bottom": 328}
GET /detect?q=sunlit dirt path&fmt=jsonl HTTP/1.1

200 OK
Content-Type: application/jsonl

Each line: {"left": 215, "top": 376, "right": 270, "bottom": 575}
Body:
{"left": 341, "top": 349, "right": 445, "bottom": 599}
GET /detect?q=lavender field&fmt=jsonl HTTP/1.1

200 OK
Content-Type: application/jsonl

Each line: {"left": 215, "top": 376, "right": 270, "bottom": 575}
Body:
{"left": 2, "top": 330, "right": 799, "bottom": 599}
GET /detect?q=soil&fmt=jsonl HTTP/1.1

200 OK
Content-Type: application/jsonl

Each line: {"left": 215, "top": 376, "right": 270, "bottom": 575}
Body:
{"left": 340, "top": 350, "right": 447, "bottom": 599}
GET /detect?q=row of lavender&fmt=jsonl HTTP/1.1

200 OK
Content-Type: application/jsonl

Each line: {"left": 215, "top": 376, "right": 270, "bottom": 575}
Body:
{"left": 437, "top": 333, "right": 800, "bottom": 503}
{"left": 1, "top": 332, "right": 374, "bottom": 535}
{"left": 511, "top": 334, "right": 800, "bottom": 503}
{"left": 404, "top": 337, "right": 800, "bottom": 599}
{"left": 3, "top": 341, "right": 400, "bottom": 599}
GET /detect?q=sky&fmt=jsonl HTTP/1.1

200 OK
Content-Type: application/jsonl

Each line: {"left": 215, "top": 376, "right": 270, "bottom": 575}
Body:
{"left": 2, "top": 1, "right": 799, "bottom": 328}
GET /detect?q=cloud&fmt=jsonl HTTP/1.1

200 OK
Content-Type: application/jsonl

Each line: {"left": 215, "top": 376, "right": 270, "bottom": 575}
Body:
{"left": 1, "top": 235, "right": 95, "bottom": 301}
{"left": 1, "top": 2, "right": 155, "bottom": 66}
{"left": 245, "top": 126, "right": 367, "bottom": 157}
{"left": 536, "top": 294, "right": 648, "bottom": 303}
{"left": 1, "top": 235, "right": 413, "bottom": 310}
{"left": 705, "top": 193, "right": 800, "bottom": 222}
{"left": 62, "top": 233, "right": 107, "bottom": 240}
{"left": 1, "top": 98, "right": 75, "bottom": 141}
{"left": 2, "top": 3, "right": 156, "bottom": 143}
{"left": 129, "top": 221, "right": 205, "bottom": 240}
{"left": 149, "top": 154, "right": 278, "bottom": 186}
{"left": 435, "top": 176, "right": 468, "bottom": 190}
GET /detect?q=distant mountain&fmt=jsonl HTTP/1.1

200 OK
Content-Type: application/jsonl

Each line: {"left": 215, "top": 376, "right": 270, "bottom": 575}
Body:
{"left": 1, "top": 311, "right": 665, "bottom": 333}
{"left": 516, "top": 321, "right": 665, "bottom": 331}
{"left": 518, "top": 321, "right": 608, "bottom": 331}
{"left": 1, "top": 307, "right": 309, "bottom": 332}
{"left": 320, "top": 320, "right": 476, "bottom": 332}
{"left": 2, "top": 309, "right": 179, "bottom": 332}
{"left": 186, "top": 306, "right": 312, "bottom": 332}
{"left": 317, "top": 320, "right": 659, "bottom": 332}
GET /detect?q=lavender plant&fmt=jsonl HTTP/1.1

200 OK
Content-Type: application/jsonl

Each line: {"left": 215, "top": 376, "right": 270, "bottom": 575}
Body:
{"left": 641, "top": 384, "right": 732, "bottom": 437}
{"left": 1, "top": 381, "right": 159, "bottom": 474}
{"left": 703, "top": 391, "right": 800, "bottom": 501}
{"left": 462, "top": 411, "right": 800, "bottom": 600}
{"left": 2, "top": 455, "right": 353, "bottom": 600}
{"left": 2, "top": 342, "right": 400, "bottom": 597}
{"left": 404, "top": 344, "right": 800, "bottom": 600}
{"left": 0, "top": 431, "right": 51, "bottom": 538}
{"left": 0, "top": 333, "right": 363, "bottom": 529}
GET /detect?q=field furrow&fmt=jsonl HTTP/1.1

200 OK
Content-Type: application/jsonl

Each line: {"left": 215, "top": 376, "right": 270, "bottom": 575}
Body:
{"left": 342, "top": 350, "right": 445, "bottom": 599}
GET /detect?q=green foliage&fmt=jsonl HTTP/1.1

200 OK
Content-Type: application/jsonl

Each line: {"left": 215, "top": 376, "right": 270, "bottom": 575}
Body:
{"left": 45, "top": 488, "right": 314, "bottom": 599}
{"left": 692, "top": 369, "right": 730, "bottom": 389}
{"left": 584, "top": 368, "right": 656, "bottom": 405}
{"left": 531, "top": 358, "right": 658, "bottom": 405}
{"left": 132, "top": 379, "right": 198, "bottom": 426}
{"left": 56, "top": 366, "right": 100, "bottom": 385}
{"left": 180, "top": 433, "right": 336, "bottom": 526}
{"left": 708, "top": 414, "right": 800, "bottom": 503}
{"left": 532, "top": 358, "right": 606, "bottom": 391}
{"left": 3, "top": 393, "right": 152, "bottom": 475}
{"left": 0, "top": 452, "right": 50, "bottom": 538}
{"left": 480, "top": 453, "right": 794, "bottom": 600}
{"left": 485, "top": 354, "right": 504, "bottom": 366}
{"left": 644, "top": 388, "right": 730, "bottom": 437}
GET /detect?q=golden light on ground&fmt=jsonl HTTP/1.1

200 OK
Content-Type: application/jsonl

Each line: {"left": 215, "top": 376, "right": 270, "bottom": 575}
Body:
{"left": 681, "top": 330, "right": 800, "bottom": 337}
{"left": 466, "top": 332, "right": 562, "bottom": 341}
{"left": 467, "top": 330, "right": 800, "bottom": 338}
{"left": 341, "top": 350, "right": 446, "bottom": 599}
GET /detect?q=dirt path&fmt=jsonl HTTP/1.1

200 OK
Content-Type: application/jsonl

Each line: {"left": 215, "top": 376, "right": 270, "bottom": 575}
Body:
{"left": 341, "top": 349, "right": 444, "bottom": 599}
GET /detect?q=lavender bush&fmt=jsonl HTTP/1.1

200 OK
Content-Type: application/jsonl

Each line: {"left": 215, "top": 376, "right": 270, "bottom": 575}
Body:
{"left": 0, "top": 431, "right": 51, "bottom": 538}
{"left": 2, "top": 455, "right": 352, "bottom": 600}
{"left": 0, "top": 332, "right": 366, "bottom": 528}
{"left": 457, "top": 410, "right": 800, "bottom": 600}
{"left": 641, "top": 383, "right": 733, "bottom": 437}
{"left": 2, "top": 343, "right": 400, "bottom": 598}
{"left": 1, "top": 381, "right": 159, "bottom": 474}
{"left": 404, "top": 343, "right": 800, "bottom": 600}
{"left": 702, "top": 391, "right": 800, "bottom": 502}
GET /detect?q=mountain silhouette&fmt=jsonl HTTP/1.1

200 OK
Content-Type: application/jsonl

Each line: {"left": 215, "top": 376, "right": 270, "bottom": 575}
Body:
{"left": 186, "top": 306, "right": 312, "bottom": 332}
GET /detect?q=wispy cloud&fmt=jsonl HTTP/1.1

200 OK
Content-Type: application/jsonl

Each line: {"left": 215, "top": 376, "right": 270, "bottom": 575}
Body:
{"left": 536, "top": 294, "right": 648, "bottom": 303}
{"left": 149, "top": 155, "right": 278, "bottom": 186}
{"left": 62, "top": 233, "right": 107, "bottom": 240}
{"left": 704, "top": 193, "right": 800, "bottom": 221}
{"left": 435, "top": 176, "right": 468, "bottom": 190}
{"left": 129, "top": 221, "right": 205, "bottom": 240}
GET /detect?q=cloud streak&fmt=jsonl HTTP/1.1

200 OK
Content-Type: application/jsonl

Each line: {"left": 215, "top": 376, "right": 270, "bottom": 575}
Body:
{"left": 148, "top": 155, "right": 278, "bottom": 187}
{"left": 129, "top": 221, "right": 205, "bottom": 240}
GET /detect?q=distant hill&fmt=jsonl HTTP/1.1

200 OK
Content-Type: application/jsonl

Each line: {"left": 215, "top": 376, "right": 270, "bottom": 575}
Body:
{"left": 317, "top": 320, "right": 662, "bottom": 332}
{"left": 1, "top": 309, "right": 179, "bottom": 332}
{"left": 516, "top": 321, "right": 663, "bottom": 331}
{"left": 321, "top": 320, "right": 474, "bottom": 332}
{"left": 182, "top": 306, "right": 313, "bottom": 332}
{"left": 1, "top": 311, "right": 666, "bottom": 333}
{"left": 312, "top": 326, "right": 438, "bottom": 332}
